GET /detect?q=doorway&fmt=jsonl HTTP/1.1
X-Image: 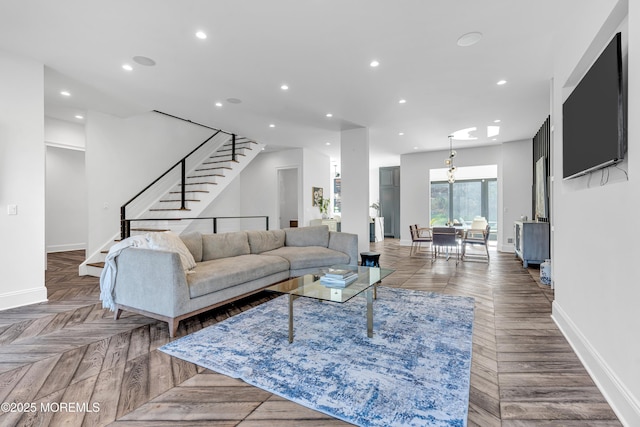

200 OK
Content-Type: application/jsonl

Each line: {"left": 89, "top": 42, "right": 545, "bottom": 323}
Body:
{"left": 379, "top": 166, "right": 400, "bottom": 238}
{"left": 278, "top": 167, "right": 299, "bottom": 229}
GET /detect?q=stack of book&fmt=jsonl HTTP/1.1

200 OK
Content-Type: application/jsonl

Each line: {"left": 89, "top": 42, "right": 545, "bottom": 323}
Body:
{"left": 320, "top": 268, "right": 358, "bottom": 288}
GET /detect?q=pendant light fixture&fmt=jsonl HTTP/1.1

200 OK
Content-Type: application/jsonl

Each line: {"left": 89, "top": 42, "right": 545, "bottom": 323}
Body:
{"left": 445, "top": 135, "right": 457, "bottom": 183}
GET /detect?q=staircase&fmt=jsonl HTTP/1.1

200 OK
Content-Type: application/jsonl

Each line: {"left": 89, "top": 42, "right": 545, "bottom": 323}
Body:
{"left": 80, "top": 128, "right": 264, "bottom": 277}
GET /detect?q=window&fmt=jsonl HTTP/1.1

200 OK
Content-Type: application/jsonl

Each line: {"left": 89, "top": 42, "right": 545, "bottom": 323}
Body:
{"left": 430, "top": 178, "right": 497, "bottom": 239}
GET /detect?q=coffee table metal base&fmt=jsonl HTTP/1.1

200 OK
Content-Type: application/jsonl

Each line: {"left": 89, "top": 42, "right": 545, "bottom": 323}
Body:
{"left": 287, "top": 283, "right": 378, "bottom": 343}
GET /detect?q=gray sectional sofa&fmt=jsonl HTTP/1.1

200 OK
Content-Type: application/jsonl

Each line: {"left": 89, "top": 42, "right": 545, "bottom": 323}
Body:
{"left": 110, "top": 225, "right": 358, "bottom": 337}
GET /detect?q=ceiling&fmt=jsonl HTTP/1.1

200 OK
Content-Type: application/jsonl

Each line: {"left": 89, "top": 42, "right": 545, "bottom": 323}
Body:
{"left": 0, "top": 0, "right": 580, "bottom": 167}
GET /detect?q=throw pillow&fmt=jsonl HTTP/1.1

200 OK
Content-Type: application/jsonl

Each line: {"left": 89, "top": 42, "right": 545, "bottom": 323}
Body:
{"left": 147, "top": 231, "right": 197, "bottom": 271}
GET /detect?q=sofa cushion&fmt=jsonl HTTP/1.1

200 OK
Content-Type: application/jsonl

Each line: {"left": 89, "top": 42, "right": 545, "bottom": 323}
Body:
{"left": 202, "top": 231, "right": 250, "bottom": 261}
{"left": 247, "top": 229, "right": 286, "bottom": 254}
{"left": 263, "top": 246, "right": 349, "bottom": 270}
{"left": 146, "top": 231, "right": 196, "bottom": 271}
{"left": 285, "top": 225, "right": 329, "bottom": 248}
{"left": 180, "top": 231, "right": 203, "bottom": 262}
{"left": 188, "top": 254, "right": 289, "bottom": 298}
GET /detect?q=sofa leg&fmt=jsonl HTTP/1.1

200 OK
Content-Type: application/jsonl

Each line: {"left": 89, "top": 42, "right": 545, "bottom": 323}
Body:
{"left": 168, "top": 319, "right": 179, "bottom": 338}
{"left": 114, "top": 307, "right": 122, "bottom": 320}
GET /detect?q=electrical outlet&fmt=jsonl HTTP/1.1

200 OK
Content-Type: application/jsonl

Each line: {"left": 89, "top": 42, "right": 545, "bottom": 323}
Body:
{"left": 507, "top": 238, "right": 513, "bottom": 243}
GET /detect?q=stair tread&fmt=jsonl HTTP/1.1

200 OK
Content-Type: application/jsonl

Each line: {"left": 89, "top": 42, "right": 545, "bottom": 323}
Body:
{"left": 187, "top": 173, "right": 224, "bottom": 177}
{"left": 218, "top": 147, "right": 252, "bottom": 152}
{"left": 148, "top": 208, "right": 193, "bottom": 211}
{"left": 202, "top": 160, "right": 239, "bottom": 165}
{"left": 180, "top": 182, "right": 218, "bottom": 185}
{"left": 210, "top": 153, "right": 246, "bottom": 158}
{"left": 195, "top": 166, "right": 232, "bottom": 171}
{"left": 168, "top": 190, "right": 209, "bottom": 194}
{"left": 159, "top": 199, "right": 200, "bottom": 202}
{"left": 87, "top": 262, "right": 105, "bottom": 268}
{"left": 130, "top": 228, "right": 172, "bottom": 231}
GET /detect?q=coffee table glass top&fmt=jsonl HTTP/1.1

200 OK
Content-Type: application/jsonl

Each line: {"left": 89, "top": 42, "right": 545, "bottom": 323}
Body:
{"left": 266, "top": 264, "right": 394, "bottom": 303}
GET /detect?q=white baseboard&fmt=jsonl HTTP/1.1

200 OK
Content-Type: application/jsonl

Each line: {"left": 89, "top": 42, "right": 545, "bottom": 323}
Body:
{"left": 398, "top": 238, "right": 412, "bottom": 246}
{"left": 0, "top": 287, "right": 48, "bottom": 311}
{"left": 47, "top": 243, "right": 86, "bottom": 253}
{"left": 498, "top": 243, "right": 514, "bottom": 253}
{"left": 552, "top": 301, "right": 640, "bottom": 427}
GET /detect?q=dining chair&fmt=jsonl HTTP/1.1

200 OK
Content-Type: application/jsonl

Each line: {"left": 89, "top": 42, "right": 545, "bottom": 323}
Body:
{"left": 431, "top": 227, "right": 459, "bottom": 264}
{"left": 409, "top": 224, "right": 432, "bottom": 256}
{"left": 461, "top": 223, "right": 491, "bottom": 262}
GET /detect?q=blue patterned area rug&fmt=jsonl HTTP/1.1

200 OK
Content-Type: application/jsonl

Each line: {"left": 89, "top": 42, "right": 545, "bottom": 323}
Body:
{"left": 160, "top": 287, "right": 474, "bottom": 427}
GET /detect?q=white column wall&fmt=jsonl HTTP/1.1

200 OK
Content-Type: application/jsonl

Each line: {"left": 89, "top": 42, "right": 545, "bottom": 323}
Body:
{"left": 341, "top": 128, "right": 370, "bottom": 254}
{"left": 551, "top": 1, "right": 640, "bottom": 424}
{"left": 0, "top": 51, "right": 47, "bottom": 310}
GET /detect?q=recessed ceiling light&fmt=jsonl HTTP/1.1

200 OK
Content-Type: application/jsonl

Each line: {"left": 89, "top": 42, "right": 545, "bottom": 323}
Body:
{"left": 60, "top": 90, "right": 71, "bottom": 97}
{"left": 451, "top": 127, "right": 478, "bottom": 140}
{"left": 75, "top": 115, "right": 84, "bottom": 120}
{"left": 398, "top": 99, "right": 407, "bottom": 104}
{"left": 398, "top": 132, "right": 404, "bottom": 136}
{"left": 269, "top": 124, "right": 275, "bottom": 128}
{"left": 325, "top": 142, "right": 331, "bottom": 146}
{"left": 494, "top": 119, "right": 501, "bottom": 123}
{"left": 487, "top": 126, "right": 500, "bottom": 138}
{"left": 457, "top": 32, "right": 483, "bottom": 47}
{"left": 215, "top": 102, "right": 223, "bottom": 107}
{"left": 413, "top": 147, "right": 419, "bottom": 150}
{"left": 122, "top": 64, "right": 133, "bottom": 71}
{"left": 226, "top": 98, "right": 242, "bottom": 104}
{"left": 133, "top": 56, "right": 156, "bottom": 66}
{"left": 280, "top": 84, "right": 289, "bottom": 90}
{"left": 370, "top": 60, "right": 380, "bottom": 67}
{"left": 497, "top": 80, "right": 507, "bottom": 85}
{"left": 196, "top": 31, "right": 207, "bottom": 39}
{"left": 326, "top": 113, "right": 333, "bottom": 118}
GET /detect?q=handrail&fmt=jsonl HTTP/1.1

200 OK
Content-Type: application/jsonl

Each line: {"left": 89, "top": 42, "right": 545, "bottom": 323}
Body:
{"left": 121, "top": 216, "right": 269, "bottom": 238}
{"left": 120, "top": 111, "right": 241, "bottom": 240}
{"left": 152, "top": 110, "right": 235, "bottom": 134}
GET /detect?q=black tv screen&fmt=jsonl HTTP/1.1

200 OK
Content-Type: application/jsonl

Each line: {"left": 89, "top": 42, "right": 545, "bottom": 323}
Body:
{"left": 563, "top": 32, "right": 625, "bottom": 179}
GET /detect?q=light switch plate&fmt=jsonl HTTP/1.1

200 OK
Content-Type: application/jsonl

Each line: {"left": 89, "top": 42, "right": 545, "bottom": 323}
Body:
{"left": 7, "top": 204, "right": 17, "bottom": 215}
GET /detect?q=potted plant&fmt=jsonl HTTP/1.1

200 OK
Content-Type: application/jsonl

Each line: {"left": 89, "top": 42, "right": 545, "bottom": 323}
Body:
{"left": 319, "top": 198, "right": 331, "bottom": 219}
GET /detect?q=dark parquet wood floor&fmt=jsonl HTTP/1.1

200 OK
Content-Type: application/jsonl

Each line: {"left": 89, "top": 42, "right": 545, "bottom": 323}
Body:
{"left": 0, "top": 240, "right": 622, "bottom": 426}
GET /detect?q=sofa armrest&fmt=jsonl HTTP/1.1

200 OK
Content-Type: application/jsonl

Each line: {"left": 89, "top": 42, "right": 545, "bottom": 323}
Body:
{"left": 114, "top": 248, "right": 190, "bottom": 318}
{"left": 328, "top": 231, "right": 358, "bottom": 266}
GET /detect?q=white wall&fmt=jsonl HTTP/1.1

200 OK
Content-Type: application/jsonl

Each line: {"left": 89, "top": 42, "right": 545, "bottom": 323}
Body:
{"left": 85, "top": 110, "right": 214, "bottom": 255}
{"left": 303, "top": 149, "right": 331, "bottom": 225}
{"left": 46, "top": 146, "right": 87, "bottom": 252}
{"left": 400, "top": 141, "right": 532, "bottom": 251}
{"left": 0, "top": 51, "right": 47, "bottom": 310}
{"left": 236, "top": 148, "right": 331, "bottom": 229}
{"left": 45, "top": 117, "right": 85, "bottom": 149}
{"left": 551, "top": 1, "right": 640, "bottom": 424}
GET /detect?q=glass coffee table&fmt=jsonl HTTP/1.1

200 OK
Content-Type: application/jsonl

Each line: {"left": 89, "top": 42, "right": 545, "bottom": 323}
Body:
{"left": 265, "top": 264, "right": 395, "bottom": 343}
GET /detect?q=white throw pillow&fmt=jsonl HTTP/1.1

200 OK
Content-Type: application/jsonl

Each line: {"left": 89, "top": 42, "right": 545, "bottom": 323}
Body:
{"left": 146, "top": 231, "right": 197, "bottom": 271}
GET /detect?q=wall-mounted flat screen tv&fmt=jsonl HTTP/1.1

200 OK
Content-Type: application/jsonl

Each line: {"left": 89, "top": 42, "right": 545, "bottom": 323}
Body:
{"left": 563, "top": 32, "right": 626, "bottom": 180}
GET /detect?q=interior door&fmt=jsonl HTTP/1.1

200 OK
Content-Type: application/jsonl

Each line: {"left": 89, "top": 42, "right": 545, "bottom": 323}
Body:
{"left": 278, "top": 168, "right": 298, "bottom": 229}
{"left": 379, "top": 166, "right": 400, "bottom": 238}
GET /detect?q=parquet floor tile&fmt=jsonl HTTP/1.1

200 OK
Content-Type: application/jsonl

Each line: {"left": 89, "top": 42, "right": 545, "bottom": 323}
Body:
{"left": 0, "top": 245, "right": 622, "bottom": 426}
